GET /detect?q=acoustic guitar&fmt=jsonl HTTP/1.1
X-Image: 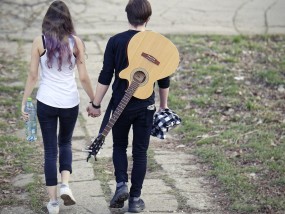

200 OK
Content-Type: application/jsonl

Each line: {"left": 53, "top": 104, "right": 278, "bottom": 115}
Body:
{"left": 84, "top": 31, "right": 179, "bottom": 162}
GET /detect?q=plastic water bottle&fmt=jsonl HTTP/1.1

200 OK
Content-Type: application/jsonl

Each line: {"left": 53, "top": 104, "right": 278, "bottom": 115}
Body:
{"left": 25, "top": 97, "right": 37, "bottom": 142}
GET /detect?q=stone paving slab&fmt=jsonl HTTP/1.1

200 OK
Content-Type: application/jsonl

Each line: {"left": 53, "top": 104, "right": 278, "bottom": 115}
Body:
{"left": 176, "top": 178, "right": 208, "bottom": 193}
{"left": 71, "top": 160, "right": 94, "bottom": 182}
{"left": 69, "top": 180, "right": 104, "bottom": 197}
{"left": 141, "top": 179, "right": 173, "bottom": 194}
{"left": 73, "top": 122, "right": 86, "bottom": 138}
{"left": 84, "top": 42, "right": 102, "bottom": 55}
{"left": 109, "top": 180, "right": 178, "bottom": 213}
{"left": 55, "top": 181, "right": 110, "bottom": 214}
{"left": 160, "top": 164, "right": 200, "bottom": 178}
{"left": 115, "top": 194, "right": 179, "bottom": 214}
{"left": 186, "top": 192, "right": 215, "bottom": 211}
{"left": 72, "top": 139, "right": 88, "bottom": 152}
{"left": 58, "top": 196, "right": 110, "bottom": 214}
{"left": 73, "top": 150, "right": 89, "bottom": 162}
{"left": 154, "top": 150, "right": 195, "bottom": 164}
{"left": 142, "top": 194, "right": 178, "bottom": 212}
{"left": 11, "top": 173, "right": 34, "bottom": 188}
{"left": 0, "top": 41, "right": 19, "bottom": 55}
{"left": 0, "top": 207, "right": 35, "bottom": 214}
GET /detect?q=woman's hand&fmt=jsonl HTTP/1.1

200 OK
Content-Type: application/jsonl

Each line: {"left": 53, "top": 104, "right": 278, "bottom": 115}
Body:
{"left": 21, "top": 104, "right": 29, "bottom": 121}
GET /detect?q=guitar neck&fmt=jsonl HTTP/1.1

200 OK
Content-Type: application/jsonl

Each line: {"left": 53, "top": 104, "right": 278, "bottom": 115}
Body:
{"left": 101, "top": 80, "right": 140, "bottom": 137}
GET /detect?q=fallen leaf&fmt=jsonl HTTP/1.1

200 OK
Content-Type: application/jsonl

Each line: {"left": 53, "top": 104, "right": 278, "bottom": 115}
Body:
{"left": 176, "top": 144, "right": 186, "bottom": 148}
{"left": 234, "top": 76, "right": 245, "bottom": 81}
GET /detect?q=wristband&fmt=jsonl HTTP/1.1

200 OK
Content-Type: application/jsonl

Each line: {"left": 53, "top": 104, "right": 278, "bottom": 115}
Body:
{"left": 89, "top": 101, "right": 101, "bottom": 109}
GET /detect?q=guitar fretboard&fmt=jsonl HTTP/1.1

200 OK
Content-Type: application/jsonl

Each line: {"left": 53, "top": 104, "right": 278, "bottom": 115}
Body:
{"left": 101, "top": 80, "right": 140, "bottom": 137}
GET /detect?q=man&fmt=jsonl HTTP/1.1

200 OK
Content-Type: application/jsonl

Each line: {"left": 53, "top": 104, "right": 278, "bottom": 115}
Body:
{"left": 87, "top": 0, "right": 170, "bottom": 212}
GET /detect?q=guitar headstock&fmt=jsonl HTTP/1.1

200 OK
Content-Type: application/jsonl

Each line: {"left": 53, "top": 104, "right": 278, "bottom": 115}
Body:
{"left": 84, "top": 134, "right": 105, "bottom": 162}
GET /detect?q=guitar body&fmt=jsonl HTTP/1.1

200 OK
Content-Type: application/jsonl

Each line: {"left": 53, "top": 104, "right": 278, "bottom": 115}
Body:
{"left": 119, "top": 31, "right": 180, "bottom": 99}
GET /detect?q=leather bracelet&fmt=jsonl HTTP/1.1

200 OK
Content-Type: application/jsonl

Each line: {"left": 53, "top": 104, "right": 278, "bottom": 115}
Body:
{"left": 89, "top": 101, "right": 101, "bottom": 109}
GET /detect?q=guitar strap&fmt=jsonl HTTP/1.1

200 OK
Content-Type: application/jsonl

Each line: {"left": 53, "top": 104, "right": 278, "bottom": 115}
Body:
{"left": 99, "top": 97, "right": 113, "bottom": 134}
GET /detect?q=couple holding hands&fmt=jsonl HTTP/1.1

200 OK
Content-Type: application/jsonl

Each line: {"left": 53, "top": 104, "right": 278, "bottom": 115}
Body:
{"left": 21, "top": 0, "right": 172, "bottom": 213}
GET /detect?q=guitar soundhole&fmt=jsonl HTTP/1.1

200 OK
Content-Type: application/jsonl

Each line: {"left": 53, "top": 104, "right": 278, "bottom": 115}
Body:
{"left": 133, "top": 70, "right": 146, "bottom": 83}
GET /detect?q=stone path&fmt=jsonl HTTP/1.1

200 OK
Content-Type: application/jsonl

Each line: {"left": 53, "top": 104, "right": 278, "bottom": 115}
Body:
{"left": 1, "top": 0, "right": 285, "bottom": 214}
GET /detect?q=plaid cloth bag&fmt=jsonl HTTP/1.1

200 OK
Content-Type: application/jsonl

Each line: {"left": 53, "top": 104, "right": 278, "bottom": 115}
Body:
{"left": 151, "top": 108, "right": 182, "bottom": 139}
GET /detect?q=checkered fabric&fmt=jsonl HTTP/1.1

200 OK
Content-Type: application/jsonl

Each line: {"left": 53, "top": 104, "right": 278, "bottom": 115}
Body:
{"left": 151, "top": 108, "right": 182, "bottom": 139}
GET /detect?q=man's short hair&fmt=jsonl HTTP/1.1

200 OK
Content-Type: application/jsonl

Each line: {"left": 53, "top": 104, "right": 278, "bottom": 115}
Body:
{"left": 125, "top": 0, "right": 152, "bottom": 27}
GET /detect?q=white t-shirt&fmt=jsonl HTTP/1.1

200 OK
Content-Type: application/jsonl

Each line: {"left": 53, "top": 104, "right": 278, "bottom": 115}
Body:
{"left": 36, "top": 36, "right": 80, "bottom": 108}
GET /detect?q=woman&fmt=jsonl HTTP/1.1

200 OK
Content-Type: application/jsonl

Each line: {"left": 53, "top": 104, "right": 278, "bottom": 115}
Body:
{"left": 87, "top": 0, "right": 170, "bottom": 212}
{"left": 21, "top": 1, "right": 94, "bottom": 213}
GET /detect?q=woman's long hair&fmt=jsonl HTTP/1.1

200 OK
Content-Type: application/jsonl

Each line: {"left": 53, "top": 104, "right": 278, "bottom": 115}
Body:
{"left": 42, "top": 1, "right": 77, "bottom": 71}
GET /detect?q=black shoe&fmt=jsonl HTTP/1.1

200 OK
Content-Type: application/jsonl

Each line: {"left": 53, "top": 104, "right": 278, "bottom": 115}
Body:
{"left": 128, "top": 198, "right": 145, "bottom": 213}
{"left": 109, "top": 184, "right": 129, "bottom": 208}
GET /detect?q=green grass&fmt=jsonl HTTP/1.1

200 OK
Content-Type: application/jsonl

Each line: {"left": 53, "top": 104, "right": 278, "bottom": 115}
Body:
{"left": 92, "top": 157, "right": 113, "bottom": 201}
{"left": 257, "top": 69, "right": 285, "bottom": 86}
{"left": 147, "top": 149, "right": 163, "bottom": 173}
{"left": 0, "top": 48, "right": 46, "bottom": 213}
{"left": 168, "top": 34, "right": 285, "bottom": 213}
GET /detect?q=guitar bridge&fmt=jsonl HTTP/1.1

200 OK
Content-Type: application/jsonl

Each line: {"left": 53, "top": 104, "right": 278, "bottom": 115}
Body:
{"left": 141, "top": 52, "right": 160, "bottom": 65}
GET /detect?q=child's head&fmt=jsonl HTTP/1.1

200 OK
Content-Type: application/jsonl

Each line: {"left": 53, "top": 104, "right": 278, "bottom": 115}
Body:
{"left": 125, "top": 0, "right": 152, "bottom": 27}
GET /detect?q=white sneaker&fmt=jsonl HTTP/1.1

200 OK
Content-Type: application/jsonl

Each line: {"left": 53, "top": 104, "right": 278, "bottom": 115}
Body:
{"left": 47, "top": 201, "right": 59, "bottom": 214}
{"left": 60, "top": 184, "right": 76, "bottom": 206}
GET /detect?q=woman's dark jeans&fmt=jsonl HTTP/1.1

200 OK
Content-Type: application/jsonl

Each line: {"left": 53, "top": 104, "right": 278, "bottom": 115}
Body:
{"left": 112, "top": 106, "right": 155, "bottom": 197}
{"left": 37, "top": 100, "right": 79, "bottom": 186}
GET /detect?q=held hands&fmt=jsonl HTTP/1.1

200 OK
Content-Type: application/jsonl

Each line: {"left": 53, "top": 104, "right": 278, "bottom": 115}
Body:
{"left": 86, "top": 102, "right": 101, "bottom": 118}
